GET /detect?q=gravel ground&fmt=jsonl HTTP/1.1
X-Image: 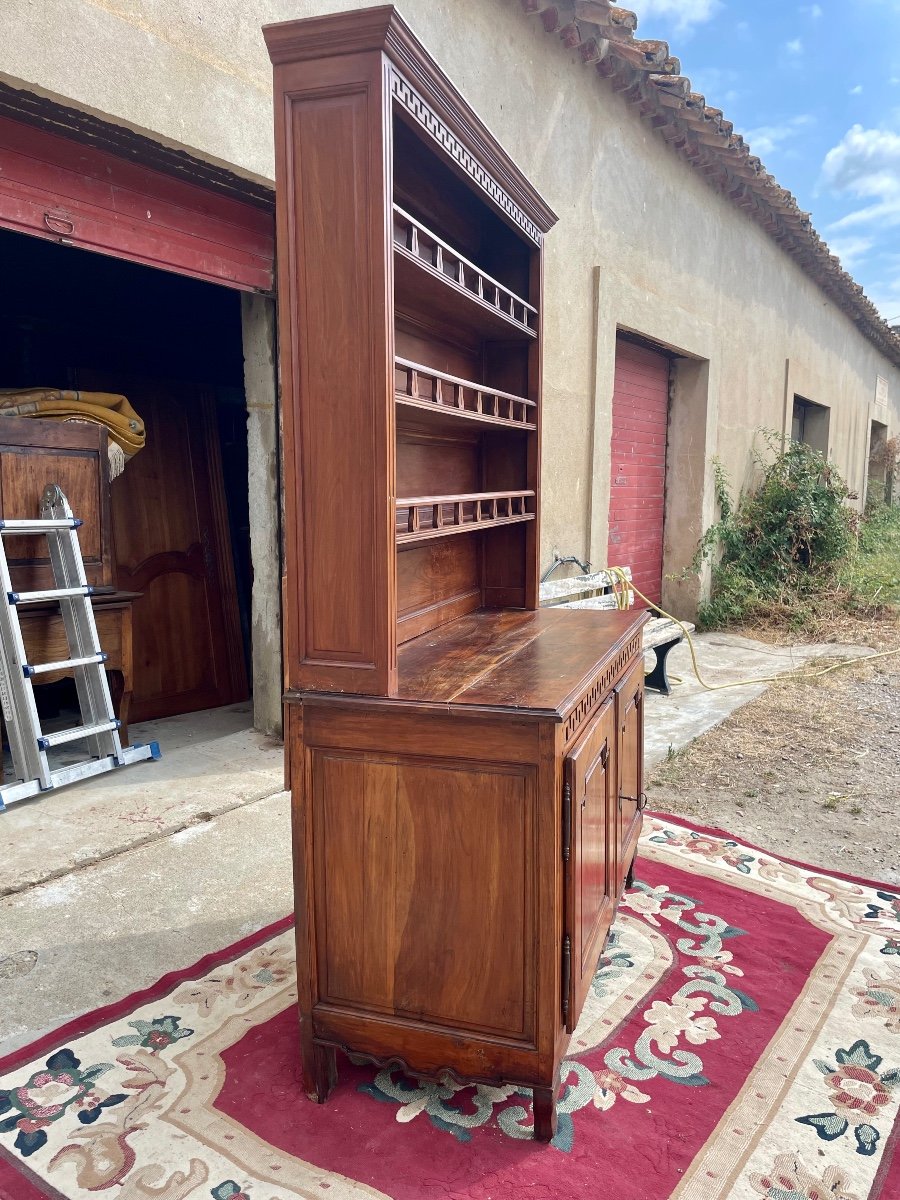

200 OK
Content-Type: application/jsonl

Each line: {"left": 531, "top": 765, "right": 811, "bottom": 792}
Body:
{"left": 648, "top": 651, "right": 900, "bottom": 886}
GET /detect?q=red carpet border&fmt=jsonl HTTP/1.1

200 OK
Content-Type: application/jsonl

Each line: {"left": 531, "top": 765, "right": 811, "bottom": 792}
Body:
{"left": 0, "top": 814, "right": 898, "bottom": 1199}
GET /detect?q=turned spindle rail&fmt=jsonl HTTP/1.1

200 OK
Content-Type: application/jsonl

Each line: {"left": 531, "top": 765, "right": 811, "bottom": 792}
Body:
{"left": 396, "top": 490, "right": 535, "bottom": 545}
{"left": 395, "top": 358, "right": 536, "bottom": 431}
{"left": 393, "top": 205, "right": 538, "bottom": 337}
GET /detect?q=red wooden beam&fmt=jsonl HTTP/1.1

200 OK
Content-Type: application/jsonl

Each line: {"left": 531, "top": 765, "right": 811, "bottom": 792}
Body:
{"left": 0, "top": 115, "right": 274, "bottom": 292}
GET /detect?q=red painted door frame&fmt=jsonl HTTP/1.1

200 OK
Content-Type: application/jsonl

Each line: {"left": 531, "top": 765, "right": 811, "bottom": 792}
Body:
{"left": 607, "top": 338, "right": 670, "bottom": 607}
{"left": 0, "top": 115, "right": 274, "bottom": 292}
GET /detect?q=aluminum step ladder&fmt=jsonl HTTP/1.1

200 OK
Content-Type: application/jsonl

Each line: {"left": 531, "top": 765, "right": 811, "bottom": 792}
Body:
{"left": 0, "top": 483, "right": 159, "bottom": 809}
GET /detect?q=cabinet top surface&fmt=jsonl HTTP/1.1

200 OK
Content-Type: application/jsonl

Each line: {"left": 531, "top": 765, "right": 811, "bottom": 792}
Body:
{"left": 393, "top": 608, "right": 646, "bottom": 715}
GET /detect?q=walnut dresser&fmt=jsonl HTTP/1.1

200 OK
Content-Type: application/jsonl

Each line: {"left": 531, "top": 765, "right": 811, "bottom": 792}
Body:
{"left": 264, "top": 6, "right": 648, "bottom": 1140}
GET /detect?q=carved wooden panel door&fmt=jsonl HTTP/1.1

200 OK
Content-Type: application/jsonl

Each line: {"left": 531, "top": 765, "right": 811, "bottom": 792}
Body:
{"left": 85, "top": 374, "right": 247, "bottom": 722}
{"left": 615, "top": 660, "right": 645, "bottom": 887}
{"left": 564, "top": 696, "right": 616, "bottom": 1032}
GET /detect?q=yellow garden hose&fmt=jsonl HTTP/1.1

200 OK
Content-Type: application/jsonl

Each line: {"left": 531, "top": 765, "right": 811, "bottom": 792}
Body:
{"left": 604, "top": 565, "right": 900, "bottom": 692}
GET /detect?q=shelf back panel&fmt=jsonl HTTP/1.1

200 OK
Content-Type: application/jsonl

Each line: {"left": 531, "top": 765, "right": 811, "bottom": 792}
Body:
{"left": 397, "top": 537, "right": 482, "bottom": 644}
{"left": 396, "top": 431, "right": 480, "bottom": 499}
{"left": 395, "top": 320, "right": 482, "bottom": 382}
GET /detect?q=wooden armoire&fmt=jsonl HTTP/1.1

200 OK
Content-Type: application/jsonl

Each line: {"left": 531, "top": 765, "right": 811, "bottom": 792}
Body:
{"left": 265, "top": 6, "right": 648, "bottom": 1141}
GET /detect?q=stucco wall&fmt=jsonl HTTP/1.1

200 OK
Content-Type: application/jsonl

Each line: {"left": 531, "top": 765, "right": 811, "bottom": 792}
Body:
{"left": 4, "top": 0, "right": 899, "bottom": 608}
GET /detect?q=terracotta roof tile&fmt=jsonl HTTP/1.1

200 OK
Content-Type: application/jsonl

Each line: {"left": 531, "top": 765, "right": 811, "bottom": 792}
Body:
{"left": 520, "top": 0, "right": 900, "bottom": 366}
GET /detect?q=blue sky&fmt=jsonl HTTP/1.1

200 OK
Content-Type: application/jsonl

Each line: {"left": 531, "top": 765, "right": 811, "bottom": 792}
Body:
{"left": 631, "top": 0, "right": 900, "bottom": 321}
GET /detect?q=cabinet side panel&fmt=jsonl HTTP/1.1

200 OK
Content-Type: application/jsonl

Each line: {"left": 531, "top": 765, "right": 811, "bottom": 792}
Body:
{"left": 311, "top": 749, "right": 536, "bottom": 1043}
{"left": 394, "top": 762, "right": 531, "bottom": 1037}
{"left": 274, "top": 54, "right": 395, "bottom": 694}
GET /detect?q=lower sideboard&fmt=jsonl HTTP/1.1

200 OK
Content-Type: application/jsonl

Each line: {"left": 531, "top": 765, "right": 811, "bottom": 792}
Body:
{"left": 285, "top": 612, "right": 646, "bottom": 1140}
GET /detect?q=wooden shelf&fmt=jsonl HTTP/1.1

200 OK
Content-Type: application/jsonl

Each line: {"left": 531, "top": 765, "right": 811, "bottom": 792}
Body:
{"left": 396, "top": 490, "right": 535, "bottom": 545}
{"left": 393, "top": 206, "right": 537, "bottom": 341}
{"left": 395, "top": 358, "right": 536, "bottom": 433}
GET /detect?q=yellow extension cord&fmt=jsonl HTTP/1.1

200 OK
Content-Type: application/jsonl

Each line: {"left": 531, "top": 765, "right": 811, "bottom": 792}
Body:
{"left": 603, "top": 565, "right": 900, "bottom": 692}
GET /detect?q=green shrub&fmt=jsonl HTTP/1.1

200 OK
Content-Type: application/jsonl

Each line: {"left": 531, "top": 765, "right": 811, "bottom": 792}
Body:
{"left": 843, "top": 501, "right": 900, "bottom": 607}
{"left": 691, "top": 434, "right": 857, "bottom": 630}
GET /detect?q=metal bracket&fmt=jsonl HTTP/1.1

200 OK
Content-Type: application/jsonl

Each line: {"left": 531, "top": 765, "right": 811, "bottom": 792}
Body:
{"left": 561, "top": 934, "right": 571, "bottom": 1021}
{"left": 620, "top": 790, "right": 649, "bottom": 811}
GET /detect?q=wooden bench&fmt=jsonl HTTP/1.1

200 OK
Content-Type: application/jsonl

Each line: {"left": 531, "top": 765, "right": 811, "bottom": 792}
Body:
{"left": 540, "top": 570, "right": 694, "bottom": 696}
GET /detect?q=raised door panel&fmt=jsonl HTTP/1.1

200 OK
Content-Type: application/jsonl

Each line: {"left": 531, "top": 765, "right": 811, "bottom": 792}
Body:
{"left": 312, "top": 750, "right": 536, "bottom": 1043}
{"left": 83, "top": 375, "right": 247, "bottom": 722}
{"left": 615, "top": 659, "right": 645, "bottom": 886}
{"left": 564, "top": 696, "right": 616, "bottom": 1033}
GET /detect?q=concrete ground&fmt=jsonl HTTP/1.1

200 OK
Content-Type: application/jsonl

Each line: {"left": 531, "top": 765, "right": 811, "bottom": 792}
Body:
{"left": 1, "top": 701, "right": 283, "bottom": 897}
{"left": 0, "top": 631, "right": 874, "bottom": 1060}
{"left": 642, "top": 631, "right": 872, "bottom": 766}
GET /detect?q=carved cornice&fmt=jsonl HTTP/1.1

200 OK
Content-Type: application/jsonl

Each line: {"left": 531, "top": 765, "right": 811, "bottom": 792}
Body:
{"left": 383, "top": 12, "right": 557, "bottom": 238}
{"left": 391, "top": 74, "right": 544, "bottom": 245}
{"left": 263, "top": 6, "right": 399, "bottom": 65}
{"left": 264, "top": 5, "right": 557, "bottom": 240}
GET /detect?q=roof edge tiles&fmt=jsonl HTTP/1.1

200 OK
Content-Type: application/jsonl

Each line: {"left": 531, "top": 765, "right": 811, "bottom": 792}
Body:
{"left": 520, "top": 0, "right": 900, "bottom": 368}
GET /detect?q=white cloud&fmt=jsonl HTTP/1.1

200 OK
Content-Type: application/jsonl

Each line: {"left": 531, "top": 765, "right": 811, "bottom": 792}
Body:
{"left": 634, "top": 0, "right": 722, "bottom": 34}
{"left": 827, "top": 235, "right": 875, "bottom": 269}
{"left": 745, "top": 114, "right": 814, "bottom": 158}
{"left": 822, "top": 124, "right": 900, "bottom": 229}
{"left": 785, "top": 37, "right": 804, "bottom": 54}
{"left": 801, "top": 3, "right": 823, "bottom": 17}
{"left": 689, "top": 65, "right": 741, "bottom": 105}
{"left": 849, "top": 84, "right": 864, "bottom": 95}
{"left": 861, "top": 268, "right": 900, "bottom": 322}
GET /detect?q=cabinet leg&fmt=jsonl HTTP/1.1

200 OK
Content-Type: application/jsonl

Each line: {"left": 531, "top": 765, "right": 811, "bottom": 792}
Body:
{"left": 300, "top": 1025, "right": 337, "bottom": 1103}
{"left": 107, "top": 669, "right": 130, "bottom": 746}
{"left": 625, "top": 854, "right": 636, "bottom": 890}
{"left": 532, "top": 1084, "right": 558, "bottom": 1142}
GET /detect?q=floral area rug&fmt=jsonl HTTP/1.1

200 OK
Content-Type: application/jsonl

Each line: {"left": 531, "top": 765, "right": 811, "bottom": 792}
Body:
{"left": 1, "top": 814, "right": 898, "bottom": 1200}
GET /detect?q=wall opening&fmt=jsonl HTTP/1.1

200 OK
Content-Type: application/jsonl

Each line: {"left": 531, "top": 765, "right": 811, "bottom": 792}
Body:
{"left": 792, "top": 395, "right": 830, "bottom": 456}
{"left": 607, "top": 335, "right": 671, "bottom": 607}
{"left": 867, "top": 418, "right": 891, "bottom": 508}
{"left": 0, "top": 226, "right": 255, "bottom": 736}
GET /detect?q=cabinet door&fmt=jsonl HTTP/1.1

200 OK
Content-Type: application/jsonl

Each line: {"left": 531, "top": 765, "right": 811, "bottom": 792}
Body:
{"left": 615, "top": 660, "right": 645, "bottom": 888}
{"left": 91, "top": 375, "right": 249, "bottom": 722}
{"left": 564, "top": 697, "right": 616, "bottom": 1032}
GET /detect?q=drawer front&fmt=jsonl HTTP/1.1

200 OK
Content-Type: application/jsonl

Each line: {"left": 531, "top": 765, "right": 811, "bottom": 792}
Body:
{"left": 563, "top": 696, "right": 616, "bottom": 1033}
{"left": 561, "top": 628, "right": 643, "bottom": 748}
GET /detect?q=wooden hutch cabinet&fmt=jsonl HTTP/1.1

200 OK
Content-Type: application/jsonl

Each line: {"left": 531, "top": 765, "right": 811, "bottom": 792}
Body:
{"left": 265, "top": 6, "right": 647, "bottom": 1141}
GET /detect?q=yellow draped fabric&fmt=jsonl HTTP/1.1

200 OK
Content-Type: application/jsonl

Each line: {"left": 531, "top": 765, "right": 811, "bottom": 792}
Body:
{"left": 0, "top": 389, "right": 145, "bottom": 457}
